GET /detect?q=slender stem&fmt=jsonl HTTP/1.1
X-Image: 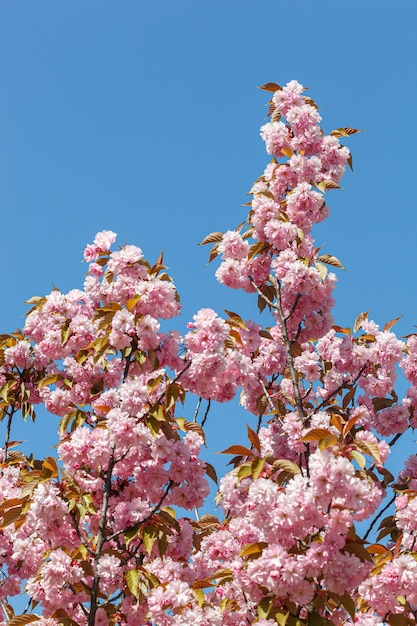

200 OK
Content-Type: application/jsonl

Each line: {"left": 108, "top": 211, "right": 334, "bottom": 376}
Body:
{"left": 388, "top": 431, "right": 403, "bottom": 448}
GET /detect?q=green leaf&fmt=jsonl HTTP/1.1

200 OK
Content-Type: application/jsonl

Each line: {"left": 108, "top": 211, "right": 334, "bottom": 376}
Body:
{"left": 351, "top": 450, "right": 366, "bottom": 470}
{"left": 237, "top": 463, "right": 252, "bottom": 482}
{"left": 125, "top": 569, "right": 139, "bottom": 599}
{"left": 315, "top": 261, "right": 328, "bottom": 281}
{"left": 307, "top": 612, "right": 334, "bottom": 626}
{"left": 272, "top": 459, "right": 301, "bottom": 474}
{"left": 258, "top": 597, "right": 273, "bottom": 619}
{"left": 142, "top": 526, "right": 156, "bottom": 556}
{"left": 251, "top": 457, "right": 265, "bottom": 481}
{"left": 124, "top": 524, "right": 141, "bottom": 548}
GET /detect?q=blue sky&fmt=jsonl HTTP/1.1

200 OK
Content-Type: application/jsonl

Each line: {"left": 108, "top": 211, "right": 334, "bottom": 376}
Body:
{"left": 1, "top": 1, "right": 417, "bottom": 507}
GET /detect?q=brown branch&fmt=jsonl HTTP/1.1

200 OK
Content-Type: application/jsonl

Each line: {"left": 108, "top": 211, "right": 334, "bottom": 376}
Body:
{"left": 201, "top": 399, "right": 211, "bottom": 428}
{"left": 3, "top": 408, "right": 15, "bottom": 463}
{"left": 269, "top": 275, "right": 306, "bottom": 421}
{"left": 258, "top": 376, "right": 284, "bottom": 427}
{"left": 313, "top": 364, "right": 367, "bottom": 415}
{"left": 88, "top": 449, "right": 116, "bottom": 626}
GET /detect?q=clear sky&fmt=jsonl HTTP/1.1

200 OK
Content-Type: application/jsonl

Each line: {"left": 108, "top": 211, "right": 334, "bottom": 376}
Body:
{"left": 1, "top": 1, "right": 417, "bottom": 509}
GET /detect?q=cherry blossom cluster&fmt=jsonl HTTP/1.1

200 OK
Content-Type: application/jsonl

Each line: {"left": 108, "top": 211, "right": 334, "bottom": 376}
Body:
{"left": 1, "top": 81, "right": 417, "bottom": 625}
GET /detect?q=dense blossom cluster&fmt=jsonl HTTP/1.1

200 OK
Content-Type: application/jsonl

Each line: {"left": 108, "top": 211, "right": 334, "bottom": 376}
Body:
{"left": 1, "top": 80, "right": 417, "bottom": 625}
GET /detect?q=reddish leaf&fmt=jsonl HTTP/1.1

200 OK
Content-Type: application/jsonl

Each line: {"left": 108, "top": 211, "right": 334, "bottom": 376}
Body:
{"left": 257, "top": 82, "right": 282, "bottom": 92}
{"left": 247, "top": 424, "right": 261, "bottom": 454}
{"left": 218, "top": 445, "right": 254, "bottom": 457}
{"left": 353, "top": 311, "right": 369, "bottom": 333}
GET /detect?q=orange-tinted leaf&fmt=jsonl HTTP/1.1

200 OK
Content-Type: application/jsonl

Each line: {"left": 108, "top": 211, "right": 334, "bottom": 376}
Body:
{"left": 8, "top": 616, "right": 41, "bottom": 626}
{"left": 218, "top": 445, "right": 254, "bottom": 457}
{"left": 43, "top": 456, "right": 58, "bottom": 477}
{"left": 303, "top": 96, "right": 319, "bottom": 110}
{"left": 318, "top": 434, "right": 339, "bottom": 451}
{"left": 383, "top": 316, "right": 402, "bottom": 332}
{"left": 301, "top": 428, "right": 333, "bottom": 442}
{"left": 247, "top": 424, "right": 261, "bottom": 454}
{"left": 280, "top": 146, "right": 293, "bottom": 158}
{"left": 332, "top": 325, "right": 351, "bottom": 335}
{"left": 316, "top": 180, "right": 341, "bottom": 192}
{"left": 126, "top": 294, "right": 140, "bottom": 311}
{"left": 199, "top": 232, "right": 224, "bottom": 246}
{"left": 366, "top": 543, "right": 389, "bottom": 555}
{"left": 38, "top": 373, "right": 64, "bottom": 388}
{"left": 208, "top": 244, "right": 220, "bottom": 263}
{"left": 317, "top": 254, "right": 345, "bottom": 270}
{"left": 329, "top": 127, "right": 364, "bottom": 138}
{"left": 224, "top": 310, "right": 248, "bottom": 330}
{"left": 271, "top": 109, "right": 282, "bottom": 123}
{"left": 248, "top": 241, "right": 270, "bottom": 260}
{"left": 353, "top": 311, "right": 369, "bottom": 333}
{"left": 258, "top": 82, "right": 282, "bottom": 92}
{"left": 199, "top": 514, "right": 220, "bottom": 527}
{"left": 355, "top": 439, "right": 381, "bottom": 465}
{"left": 239, "top": 541, "right": 267, "bottom": 558}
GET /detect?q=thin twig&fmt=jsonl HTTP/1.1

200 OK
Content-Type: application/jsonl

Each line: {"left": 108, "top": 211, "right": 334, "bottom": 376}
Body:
{"left": 363, "top": 494, "right": 396, "bottom": 542}
{"left": 193, "top": 397, "right": 202, "bottom": 423}
{"left": 3, "top": 408, "right": 16, "bottom": 463}
{"left": 201, "top": 399, "right": 211, "bottom": 428}
{"left": 258, "top": 376, "right": 283, "bottom": 427}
